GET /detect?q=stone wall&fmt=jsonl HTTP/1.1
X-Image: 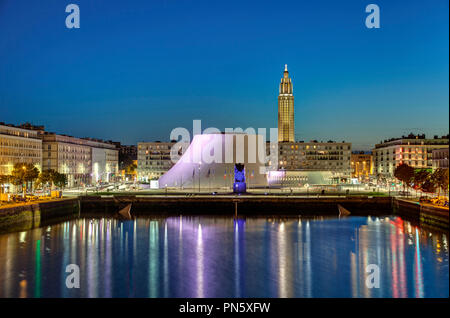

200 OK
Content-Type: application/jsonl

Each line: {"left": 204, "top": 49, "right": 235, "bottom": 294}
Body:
{"left": 393, "top": 198, "right": 449, "bottom": 230}
{"left": 0, "top": 198, "right": 79, "bottom": 233}
{"left": 79, "top": 195, "right": 392, "bottom": 217}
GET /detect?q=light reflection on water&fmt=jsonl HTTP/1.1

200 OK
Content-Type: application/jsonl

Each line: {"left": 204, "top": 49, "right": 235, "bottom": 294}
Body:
{"left": 0, "top": 216, "right": 448, "bottom": 298}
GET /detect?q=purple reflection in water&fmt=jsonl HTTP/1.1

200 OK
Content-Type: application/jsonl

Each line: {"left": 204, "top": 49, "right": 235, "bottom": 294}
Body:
{"left": 0, "top": 216, "right": 447, "bottom": 298}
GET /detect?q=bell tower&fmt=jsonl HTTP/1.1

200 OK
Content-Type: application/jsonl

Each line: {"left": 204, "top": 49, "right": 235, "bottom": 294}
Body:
{"left": 278, "top": 64, "right": 294, "bottom": 142}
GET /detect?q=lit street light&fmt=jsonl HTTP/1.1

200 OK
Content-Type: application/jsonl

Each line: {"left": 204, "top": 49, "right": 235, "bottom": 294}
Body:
{"left": 198, "top": 162, "right": 201, "bottom": 193}
{"left": 22, "top": 165, "right": 26, "bottom": 198}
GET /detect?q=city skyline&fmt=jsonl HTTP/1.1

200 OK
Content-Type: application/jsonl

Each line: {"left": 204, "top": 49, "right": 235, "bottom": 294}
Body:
{"left": 0, "top": 0, "right": 448, "bottom": 304}
{"left": 1, "top": 0, "right": 449, "bottom": 150}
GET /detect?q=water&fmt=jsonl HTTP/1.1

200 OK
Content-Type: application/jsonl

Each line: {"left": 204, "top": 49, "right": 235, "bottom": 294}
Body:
{"left": 0, "top": 216, "right": 448, "bottom": 298}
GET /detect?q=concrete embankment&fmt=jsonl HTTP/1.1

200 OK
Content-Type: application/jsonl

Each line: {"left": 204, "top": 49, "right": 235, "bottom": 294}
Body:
{"left": 393, "top": 198, "right": 449, "bottom": 230}
{"left": 0, "top": 198, "right": 79, "bottom": 233}
{"left": 2, "top": 196, "right": 447, "bottom": 233}
{"left": 79, "top": 195, "right": 393, "bottom": 217}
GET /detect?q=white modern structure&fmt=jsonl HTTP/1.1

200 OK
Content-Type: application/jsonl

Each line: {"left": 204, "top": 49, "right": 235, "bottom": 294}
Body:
{"left": 159, "top": 133, "right": 268, "bottom": 189}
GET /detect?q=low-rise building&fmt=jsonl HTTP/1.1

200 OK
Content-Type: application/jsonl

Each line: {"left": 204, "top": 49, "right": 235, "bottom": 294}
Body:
{"left": 0, "top": 122, "right": 42, "bottom": 175}
{"left": 42, "top": 133, "right": 119, "bottom": 187}
{"left": 351, "top": 152, "right": 373, "bottom": 181}
{"left": 83, "top": 138, "right": 119, "bottom": 184}
{"left": 372, "top": 134, "right": 449, "bottom": 177}
{"left": 42, "top": 132, "right": 92, "bottom": 187}
{"left": 267, "top": 140, "right": 352, "bottom": 184}
{"left": 432, "top": 147, "right": 449, "bottom": 170}
{"left": 137, "top": 141, "right": 175, "bottom": 181}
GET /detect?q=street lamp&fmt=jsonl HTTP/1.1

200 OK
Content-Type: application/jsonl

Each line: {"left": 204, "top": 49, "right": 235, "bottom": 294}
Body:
{"left": 22, "top": 165, "right": 26, "bottom": 198}
{"left": 198, "top": 162, "right": 201, "bottom": 193}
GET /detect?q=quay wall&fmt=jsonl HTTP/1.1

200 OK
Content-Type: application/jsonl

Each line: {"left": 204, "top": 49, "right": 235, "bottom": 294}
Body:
{"left": 2, "top": 196, "right": 447, "bottom": 233}
{"left": 393, "top": 198, "right": 449, "bottom": 230}
{"left": 79, "top": 195, "right": 393, "bottom": 217}
{"left": 0, "top": 198, "right": 79, "bottom": 233}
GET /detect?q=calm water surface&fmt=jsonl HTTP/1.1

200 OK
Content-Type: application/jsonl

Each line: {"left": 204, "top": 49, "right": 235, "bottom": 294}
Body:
{"left": 0, "top": 216, "right": 448, "bottom": 298}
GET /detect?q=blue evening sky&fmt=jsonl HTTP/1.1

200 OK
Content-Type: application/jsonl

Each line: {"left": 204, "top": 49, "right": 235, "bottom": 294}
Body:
{"left": 0, "top": 0, "right": 448, "bottom": 150}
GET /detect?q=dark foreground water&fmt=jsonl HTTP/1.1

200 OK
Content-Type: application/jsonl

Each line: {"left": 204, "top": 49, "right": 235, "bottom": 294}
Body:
{"left": 0, "top": 216, "right": 448, "bottom": 298}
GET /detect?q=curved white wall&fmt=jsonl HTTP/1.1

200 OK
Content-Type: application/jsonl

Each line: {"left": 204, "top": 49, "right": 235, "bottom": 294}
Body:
{"left": 159, "top": 133, "right": 268, "bottom": 189}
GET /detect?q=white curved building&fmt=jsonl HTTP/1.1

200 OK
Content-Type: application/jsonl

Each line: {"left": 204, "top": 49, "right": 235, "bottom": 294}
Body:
{"left": 159, "top": 133, "right": 268, "bottom": 189}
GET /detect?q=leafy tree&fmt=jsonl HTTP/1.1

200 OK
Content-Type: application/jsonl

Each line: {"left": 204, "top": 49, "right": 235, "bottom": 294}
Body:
{"left": 394, "top": 163, "right": 415, "bottom": 190}
{"left": 11, "top": 163, "right": 40, "bottom": 193}
{"left": 37, "top": 169, "right": 57, "bottom": 191}
{"left": 421, "top": 179, "right": 437, "bottom": 193}
{"left": 413, "top": 169, "right": 431, "bottom": 191}
{"left": 432, "top": 168, "right": 449, "bottom": 197}
{"left": 53, "top": 172, "right": 67, "bottom": 189}
{"left": 125, "top": 163, "right": 137, "bottom": 175}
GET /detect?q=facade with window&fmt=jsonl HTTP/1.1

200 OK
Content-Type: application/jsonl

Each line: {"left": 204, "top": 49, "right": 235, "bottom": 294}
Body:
{"left": 84, "top": 138, "right": 119, "bottom": 184}
{"left": 42, "top": 133, "right": 92, "bottom": 187}
{"left": 278, "top": 65, "right": 295, "bottom": 142}
{"left": 0, "top": 122, "right": 42, "bottom": 176}
{"left": 432, "top": 147, "right": 449, "bottom": 170}
{"left": 372, "top": 134, "right": 449, "bottom": 177}
{"left": 137, "top": 141, "right": 176, "bottom": 181}
{"left": 351, "top": 152, "right": 373, "bottom": 181}
{"left": 266, "top": 141, "right": 352, "bottom": 184}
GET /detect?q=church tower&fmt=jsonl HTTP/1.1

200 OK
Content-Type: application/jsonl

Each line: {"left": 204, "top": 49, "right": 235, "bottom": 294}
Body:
{"left": 278, "top": 64, "right": 294, "bottom": 142}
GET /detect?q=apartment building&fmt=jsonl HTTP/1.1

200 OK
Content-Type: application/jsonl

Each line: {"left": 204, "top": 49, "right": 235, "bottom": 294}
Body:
{"left": 351, "top": 152, "right": 373, "bottom": 181}
{"left": 83, "top": 138, "right": 119, "bottom": 184}
{"left": 266, "top": 140, "right": 352, "bottom": 185}
{"left": 137, "top": 141, "right": 176, "bottom": 181}
{"left": 372, "top": 134, "right": 449, "bottom": 177}
{"left": 41, "top": 132, "right": 92, "bottom": 187}
{"left": 0, "top": 122, "right": 42, "bottom": 175}
{"left": 432, "top": 147, "right": 449, "bottom": 170}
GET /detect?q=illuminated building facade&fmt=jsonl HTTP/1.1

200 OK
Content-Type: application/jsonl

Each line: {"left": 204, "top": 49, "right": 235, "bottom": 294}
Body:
{"left": 278, "top": 64, "right": 295, "bottom": 142}
{"left": 137, "top": 141, "right": 176, "bottom": 181}
{"left": 0, "top": 122, "right": 42, "bottom": 175}
{"left": 267, "top": 141, "right": 352, "bottom": 184}
{"left": 42, "top": 133, "right": 92, "bottom": 187}
{"left": 432, "top": 147, "right": 449, "bottom": 170}
{"left": 42, "top": 133, "right": 119, "bottom": 187}
{"left": 83, "top": 138, "right": 119, "bottom": 184}
{"left": 372, "top": 134, "right": 449, "bottom": 177}
{"left": 351, "top": 152, "right": 373, "bottom": 181}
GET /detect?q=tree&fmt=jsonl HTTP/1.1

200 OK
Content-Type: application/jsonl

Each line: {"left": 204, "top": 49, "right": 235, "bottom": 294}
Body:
{"left": 11, "top": 163, "right": 40, "bottom": 194}
{"left": 24, "top": 165, "right": 40, "bottom": 192}
{"left": 413, "top": 169, "right": 431, "bottom": 192}
{"left": 53, "top": 172, "right": 67, "bottom": 189}
{"left": 421, "top": 179, "right": 437, "bottom": 194}
{"left": 125, "top": 163, "right": 137, "bottom": 175}
{"left": 432, "top": 168, "right": 449, "bottom": 197}
{"left": 37, "top": 169, "right": 57, "bottom": 192}
{"left": 394, "top": 163, "right": 415, "bottom": 191}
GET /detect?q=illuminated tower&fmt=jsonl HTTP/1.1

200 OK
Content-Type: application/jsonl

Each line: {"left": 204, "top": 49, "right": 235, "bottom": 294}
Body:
{"left": 278, "top": 64, "right": 294, "bottom": 142}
